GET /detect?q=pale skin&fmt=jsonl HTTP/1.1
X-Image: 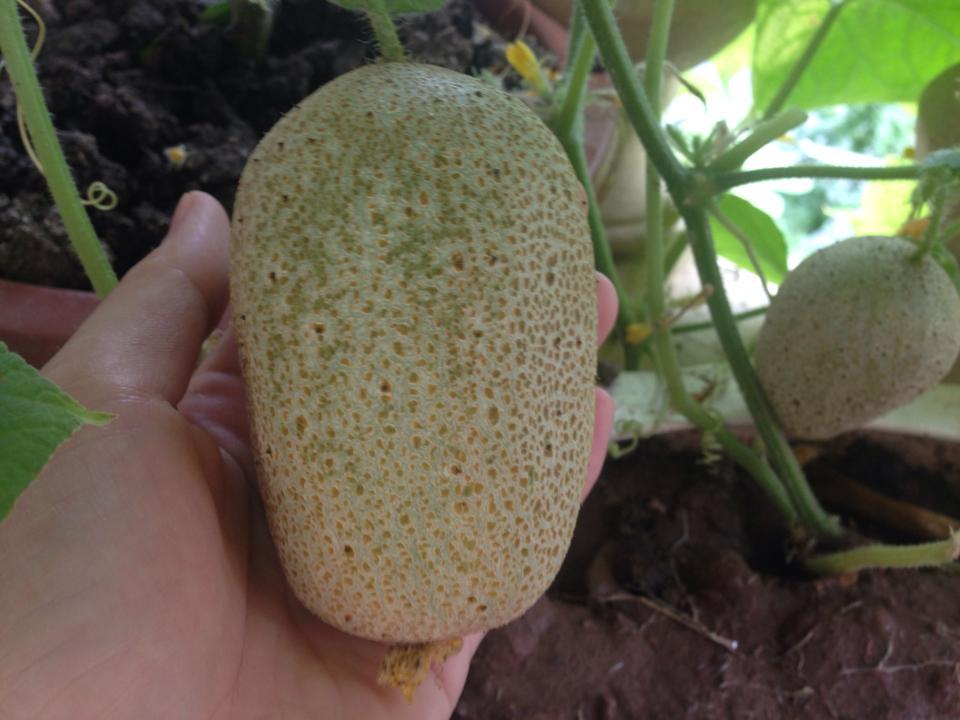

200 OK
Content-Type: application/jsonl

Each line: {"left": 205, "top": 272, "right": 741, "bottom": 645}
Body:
{"left": 0, "top": 191, "right": 617, "bottom": 719}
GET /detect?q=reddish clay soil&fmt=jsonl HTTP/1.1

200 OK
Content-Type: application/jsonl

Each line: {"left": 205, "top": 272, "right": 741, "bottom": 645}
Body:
{"left": 455, "top": 432, "right": 960, "bottom": 720}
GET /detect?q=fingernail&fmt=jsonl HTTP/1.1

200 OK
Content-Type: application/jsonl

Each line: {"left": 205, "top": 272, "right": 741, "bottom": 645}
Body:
{"left": 168, "top": 192, "right": 199, "bottom": 237}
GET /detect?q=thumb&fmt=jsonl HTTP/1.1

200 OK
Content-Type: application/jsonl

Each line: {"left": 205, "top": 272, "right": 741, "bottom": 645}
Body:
{"left": 44, "top": 192, "right": 231, "bottom": 410}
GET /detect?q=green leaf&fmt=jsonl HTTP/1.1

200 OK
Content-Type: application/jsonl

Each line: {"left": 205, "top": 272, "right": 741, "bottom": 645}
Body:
{"left": 0, "top": 342, "right": 112, "bottom": 522}
{"left": 709, "top": 194, "right": 789, "bottom": 285}
{"left": 753, "top": 0, "right": 960, "bottom": 111}
{"left": 326, "top": 0, "right": 447, "bottom": 15}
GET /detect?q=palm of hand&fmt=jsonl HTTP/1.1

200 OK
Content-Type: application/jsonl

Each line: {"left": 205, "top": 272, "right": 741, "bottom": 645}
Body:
{"left": 0, "top": 194, "right": 616, "bottom": 720}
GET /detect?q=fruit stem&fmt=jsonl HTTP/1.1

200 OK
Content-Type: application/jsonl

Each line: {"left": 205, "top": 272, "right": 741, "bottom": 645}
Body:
{"left": 804, "top": 533, "right": 960, "bottom": 576}
{"left": 760, "top": 0, "right": 848, "bottom": 121}
{"left": 584, "top": 0, "right": 841, "bottom": 537}
{"left": 0, "top": 0, "right": 117, "bottom": 297}
{"left": 708, "top": 108, "right": 808, "bottom": 173}
{"left": 549, "top": 0, "right": 642, "bottom": 370}
{"left": 707, "top": 164, "right": 922, "bottom": 193}
{"left": 363, "top": 0, "right": 404, "bottom": 62}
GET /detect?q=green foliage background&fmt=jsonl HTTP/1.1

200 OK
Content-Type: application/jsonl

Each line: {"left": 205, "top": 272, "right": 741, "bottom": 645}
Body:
{"left": 753, "top": 0, "right": 960, "bottom": 111}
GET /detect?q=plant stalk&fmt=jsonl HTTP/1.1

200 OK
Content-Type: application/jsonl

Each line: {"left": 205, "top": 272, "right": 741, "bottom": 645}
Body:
{"left": 672, "top": 306, "right": 767, "bottom": 335}
{"left": 583, "top": 0, "right": 840, "bottom": 536}
{"left": 662, "top": 229, "right": 688, "bottom": 275}
{"left": 639, "top": 0, "right": 795, "bottom": 522}
{"left": 914, "top": 189, "right": 946, "bottom": 260}
{"left": 581, "top": 0, "right": 686, "bottom": 192}
{"left": 551, "top": 2, "right": 597, "bottom": 141}
{"left": 0, "top": 0, "right": 117, "bottom": 296}
{"left": 760, "top": 0, "right": 847, "bottom": 120}
{"left": 709, "top": 108, "right": 808, "bottom": 173}
{"left": 364, "top": 0, "right": 404, "bottom": 62}
{"left": 709, "top": 164, "right": 921, "bottom": 193}
{"left": 682, "top": 210, "right": 840, "bottom": 535}
{"left": 554, "top": 123, "right": 643, "bottom": 370}
{"left": 804, "top": 534, "right": 960, "bottom": 576}
{"left": 549, "top": 0, "right": 642, "bottom": 369}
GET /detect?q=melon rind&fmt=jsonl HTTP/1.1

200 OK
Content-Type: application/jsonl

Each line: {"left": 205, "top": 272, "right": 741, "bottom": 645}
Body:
{"left": 754, "top": 236, "right": 960, "bottom": 440}
{"left": 231, "top": 63, "right": 597, "bottom": 643}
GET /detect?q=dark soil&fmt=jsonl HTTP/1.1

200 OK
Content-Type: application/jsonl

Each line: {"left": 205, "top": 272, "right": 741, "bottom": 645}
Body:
{"left": 0, "top": 0, "right": 512, "bottom": 289}
{"left": 455, "top": 432, "right": 960, "bottom": 720}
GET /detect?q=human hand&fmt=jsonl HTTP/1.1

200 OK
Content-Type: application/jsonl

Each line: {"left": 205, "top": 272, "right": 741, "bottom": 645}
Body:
{"left": 0, "top": 192, "right": 617, "bottom": 719}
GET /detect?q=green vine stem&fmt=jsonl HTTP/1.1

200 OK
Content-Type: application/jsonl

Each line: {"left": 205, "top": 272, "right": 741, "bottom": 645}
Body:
{"left": 0, "top": 0, "right": 117, "bottom": 296}
{"left": 642, "top": 3, "right": 770, "bottom": 506}
{"left": 548, "top": 0, "right": 643, "bottom": 370}
{"left": 804, "top": 533, "right": 960, "bottom": 576}
{"left": 581, "top": 0, "right": 685, "bottom": 189}
{"left": 684, "top": 211, "right": 840, "bottom": 535}
{"left": 552, "top": 2, "right": 594, "bottom": 140}
{"left": 707, "top": 164, "right": 922, "bottom": 193}
{"left": 560, "top": 0, "right": 588, "bottom": 77}
{"left": 940, "top": 219, "right": 960, "bottom": 244}
{"left": 662, "top": 228, "right": 687, "bottom": 275}
{"left": 709, "top": 108, "right": 808, "bottom": 173}
{"left": 672, "top": 306, "right": 767, "bottom": 335}
{"left": 641, "top": 0, "right": 672, "bottom": 344}
{"left": 364, "top": 0, "right": 404, "bottom": 62}
{"left": 582, "top": 0, "right": 840, "bottom": 537}
{"left": 639, "top": 0, "right": 797, "bottom": 523}
{"left": 760, "top": 0, "right": 848, "bottom": 121}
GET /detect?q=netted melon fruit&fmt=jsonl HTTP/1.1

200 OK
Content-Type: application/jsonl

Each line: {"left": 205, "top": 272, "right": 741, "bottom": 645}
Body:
{"left": 754, "top": 236, "right": 960, "bottom": 440}
{"left": 916, "top": 64, "right": 960, "bottom": 265}
{"left": 915, "top": 64, "right": 960, "bottom": 381}
{"left": 231, "top": 62, "right": 597, "bottom": 644}
{"left": 916, "top": 63, "right": 960, "bottom": 160}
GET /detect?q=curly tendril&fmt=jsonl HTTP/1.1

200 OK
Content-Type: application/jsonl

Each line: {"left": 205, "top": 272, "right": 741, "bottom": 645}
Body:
{"left": 3, "top": 0, "right": 118, "bottom": 213}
